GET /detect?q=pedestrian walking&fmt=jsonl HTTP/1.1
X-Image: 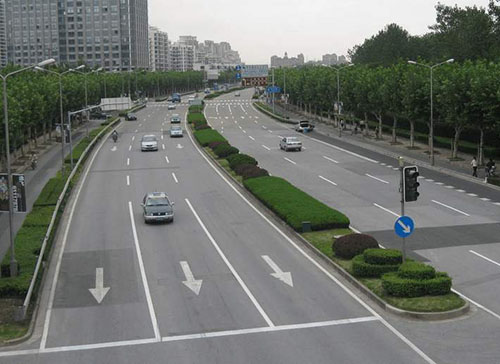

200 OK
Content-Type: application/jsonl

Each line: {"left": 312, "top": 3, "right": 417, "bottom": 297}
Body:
{"left": 471, "top": 156, "right": 478, "bottom": 177}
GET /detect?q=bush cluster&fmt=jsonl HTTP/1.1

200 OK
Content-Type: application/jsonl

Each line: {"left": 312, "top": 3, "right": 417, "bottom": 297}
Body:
{"left": 213, "top": 144, "right": 239, "bottom": 158}
{"left": 352, "top": 249, "right": 402, "bottom": 278}
{"left": 227, "top": 153, "right": 257, "bottom": 170}
{"left": 189, "top": 105, "right": 204, "bottom": 113}
{"left": 244, "top": 176, "right": 350, "bottom": 231}
{"left": 193, "top": 129, "right": 227, "bottom": 146}
{"left": 208, "top": 141, "right": 228, "bottom": 150}
{"left": 332, "top": 234, "right": 379, "bottom": 259}
{"left": 233, "top": 164, "right": 269, "bottom": 180}
{"left": 188, "top": 112, "right": 206, "bottom": 124}
{"left": 382, "top": 261, "right": 452, "bottom": 297}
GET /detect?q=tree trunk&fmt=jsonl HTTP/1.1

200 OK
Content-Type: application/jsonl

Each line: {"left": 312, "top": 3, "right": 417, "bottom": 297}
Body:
{"left": 372, "top": 112, "right": 383, "bottom": 139}
{"left": 43, "top": 121, "right": 47, "bottom": 144}
{"left": 391, "top": 115, "right": 397, "bottom": 144}
{"left": 409, "top": 121, "right": 415, "bottom": 148}
{"left": 452, "top": 127, "right": 462, "bottom": 159}
{"left": 364, "top": 112, "right": 369, "bottom": 136}
{"left": 478, "top": 128, "right": 484, "bottom": 165}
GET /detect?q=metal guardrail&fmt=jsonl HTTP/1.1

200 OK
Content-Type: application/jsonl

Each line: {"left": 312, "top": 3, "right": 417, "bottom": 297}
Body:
{"left": 20, "top": 117, "right": 121, "bottom": 319}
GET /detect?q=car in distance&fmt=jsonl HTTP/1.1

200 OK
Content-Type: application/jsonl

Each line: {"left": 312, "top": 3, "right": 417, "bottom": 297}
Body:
{"left": 141, "top": 135, "right": 158, "bottom": 151}
{"left": 204, "top": 88, "right": 211, "bottom": 94}
{"left": 280, "top": 137, "right": 302, "bottom": 151}
{"left": 167, "top": 104, "right": 176, "bottom": 110}
{"left": 169, "top": 126, "right": 183, "bottom": 138}
{"left": 125, "top": 113, "right": 137, "bottom": 121}
{"left": 235, "top": 91, "right": 240, "bottom": 97}
{"left": 295, "top": 120, "right": 314, "bottom": 133}
{"left": 141, "top": 192, "right": 174, "bottom": 223}
{"left": 170, "top": 114, "right": 181, "bottom": 123}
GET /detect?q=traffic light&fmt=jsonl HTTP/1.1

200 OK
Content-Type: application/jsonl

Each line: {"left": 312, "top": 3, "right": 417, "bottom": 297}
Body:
{"left": 404, "top": 166, "right": 420, "bottom": 202}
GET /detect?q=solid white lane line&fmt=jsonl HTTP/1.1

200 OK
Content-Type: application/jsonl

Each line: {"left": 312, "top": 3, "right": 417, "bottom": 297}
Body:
{"left": 323, "top": 156, "right": 339, "bottom": 164}
{"left": 172, "top": 173, "right": 178, "bottom": 183}
{"left": 128, "top": 202, "right": 161, "bottom": 340}
{"left": 249, "top": 136, "right": 255, "bottom": 141}
{"left": 39, "top": 127, "right": 111, "bottom": 350}
{"left": 185, "top": 198, "right": 274, "bottom": 327}
{"left": 431, "top": 200, "right": 470, "bottom": 216}
{"left": 165, "top": 156, "right": 170, "bottom": 164}
{"left": 365, "top": 174, "right": 389, "bottom": 184}
{"left": 284, "top": 157, "right": 296, "bottom": 165}
{"left": 262, "top": 145, "right": 271, "bottom": 151}
{"left": 129, "top": 145, "right": 132, "bottom": 151}
{"left": 188, "top": 113, "right": 437, "bottom": 364}
{"left": 127, "top": 158, "right": 130, "bottom": 166}
{"left": 319, "top": 175, "right": 337, "bottom": 186}
{"left": 373, "top": 203, "right": 400, "bottom": 218}
{"left": 452, "top": 288, "right": 500, "bottom": 321}
{"left": 309, "top": 137, "right": 379, "bottom": 163}
{"left": 469, "top": 250, "right": 500, "bottom": 268}
{"left": 127, "top": 175, "right": 130, "bottom": 186}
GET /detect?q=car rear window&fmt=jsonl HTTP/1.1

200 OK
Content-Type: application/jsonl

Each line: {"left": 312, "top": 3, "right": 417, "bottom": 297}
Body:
{"left": 143, "top": 136, "right": 157, "bottom": 142}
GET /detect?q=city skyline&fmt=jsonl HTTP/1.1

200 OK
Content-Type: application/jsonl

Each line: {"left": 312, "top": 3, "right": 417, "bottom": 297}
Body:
{"left": 149, "top": 0, "right": 491, "bottom": 64}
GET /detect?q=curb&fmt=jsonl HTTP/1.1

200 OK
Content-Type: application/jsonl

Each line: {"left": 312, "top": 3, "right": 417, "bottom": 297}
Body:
{"left": 190, "top": 119, "right": 469, "bottom": 322}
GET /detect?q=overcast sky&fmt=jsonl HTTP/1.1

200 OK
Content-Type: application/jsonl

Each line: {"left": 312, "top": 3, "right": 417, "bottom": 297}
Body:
{"left": 148, "top": 0, "right": 491, "bottom": 64}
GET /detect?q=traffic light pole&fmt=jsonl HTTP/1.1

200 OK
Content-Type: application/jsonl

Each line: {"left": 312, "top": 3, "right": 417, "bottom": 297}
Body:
{"left": 399, "top": 157, "right": 406, "bottom": 262}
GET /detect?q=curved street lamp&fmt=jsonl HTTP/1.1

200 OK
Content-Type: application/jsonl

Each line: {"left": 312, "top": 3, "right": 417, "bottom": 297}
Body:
{"left": 333, "top": 63, "right": 354, "bottom": 137}
{"left": 407, "top": 58, "right": 454, "bottom": 166}
{"left": 1, "top": 58, "right": 55, "bottom": 277}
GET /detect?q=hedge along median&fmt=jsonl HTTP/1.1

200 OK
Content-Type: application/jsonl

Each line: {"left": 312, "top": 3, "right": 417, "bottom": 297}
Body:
{"left": 243, "top": 176, "right": 350, "bottom": 231}
{"left": 0, "top": 117, "right": 119, "bottom": 299}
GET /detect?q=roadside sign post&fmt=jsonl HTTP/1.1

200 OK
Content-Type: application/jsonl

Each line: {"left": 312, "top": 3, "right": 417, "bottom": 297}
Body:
{"left": 399, "top": 156, "right": 406, "bottom": 261}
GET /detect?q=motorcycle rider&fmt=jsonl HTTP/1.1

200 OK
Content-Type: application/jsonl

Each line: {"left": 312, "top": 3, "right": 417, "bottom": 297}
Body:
{"left": 486, "top": 158, "right": 496, "bottom": 177}
{"left": 111, "top": 130, "right": 118, "bottom": 142}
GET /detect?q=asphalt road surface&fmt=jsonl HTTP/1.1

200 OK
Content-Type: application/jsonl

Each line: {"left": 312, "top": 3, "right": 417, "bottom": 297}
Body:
{"left": 0, "top": 97, "right": 437, "bottom": 363}
{"left": 201, "top": 89, "right": 500, "bottom": 363}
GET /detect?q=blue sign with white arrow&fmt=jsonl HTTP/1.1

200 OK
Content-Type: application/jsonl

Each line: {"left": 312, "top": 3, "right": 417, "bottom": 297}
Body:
{"left": 267, "top": 86, "right": 282, "bottom": 94}
{"left": 394, "top": 216, "right": 415, "bottom": 238}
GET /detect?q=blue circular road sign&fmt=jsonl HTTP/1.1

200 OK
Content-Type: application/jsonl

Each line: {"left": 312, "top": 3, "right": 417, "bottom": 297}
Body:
{"left": 394, "top": 216, "right": 415, "bottom": 238}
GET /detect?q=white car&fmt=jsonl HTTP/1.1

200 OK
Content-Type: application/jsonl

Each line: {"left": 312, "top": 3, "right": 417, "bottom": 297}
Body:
{"left": 169, "top": 126, "right": 183, "bottom": 138}
{"left": 167, "top": 104, "right": 176, "bottom": 110}
{"left": 280, "top": 137, "right": 302, "bottom": 152}
{"left": 170, "top": 114, "right": 181, "bottom": 123}
{"left": 141, "top": 135, "right": 158, "bottom": 151}
{"left": 235, "top": 91, "right": 240, "bottom": 97}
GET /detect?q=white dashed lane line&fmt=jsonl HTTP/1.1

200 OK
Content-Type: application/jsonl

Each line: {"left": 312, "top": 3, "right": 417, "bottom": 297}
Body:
{"left": 249, "top": 136, "right": 255, "bottom": 141}
{"left": 373, "top": 203, "right": 400, "bottom": 218}
{"left": 165, "top": 156, "right": 170, "bottom": 164}
{"left": 284, "top": 157, "right": 296, "bottom": 165}
{"left": 319, "top": 175, "right": 338, "bottom": 186}
{"left": 431, "top": 200, "right": 470, "bottom": 216}
{"left": 172, "top": 173, "right": 179, "bottom": 184}
{"left": 323, "top": 156, "right": 339, "bottom": 164}
{"left": 127, "top": 158, "right": 130, "bottom": 166}
{"left": 262, "top": 145, "right": 271, "bottom": 151}
{"left": 126, "top": 175, "right": 130, "bottom": 186}
{"left": 365, "top": 174, "right": 389, "bottom": 184}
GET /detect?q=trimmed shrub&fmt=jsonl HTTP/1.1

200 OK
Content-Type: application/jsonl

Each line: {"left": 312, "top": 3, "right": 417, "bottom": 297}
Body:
{"left": 352, "top": 255, "right": 400, "bottom": 278}
{"left": 213, "top": 144, "right": 239, "bottom": 158}
{"left": 23, "top": 206, "right": 56, "bottom": 228}
{"left": 34, "top": 176, "right": 65, "bottom": 206}
{"left": 363, "top": 248, "right": 403, "bottom": 265}
{"left": 243, "top": 176, "right": 350, "bottom": 231}
{"left": 332, "top": 234, "right": 379, "bottom": 259}
{"left": 194, "top": 124, "right": 211, "bottom": 131}
{"left": 193, "top": 129, "right": 226, "bottom": 146}
{"left": 398, "top": 261, "right": 436, "bottom": 280}
{"left": 208, "top": 141, "right": 228, "bottom": 150}
{"left": 188, "top": 112, "right": 206, "bottom": 123}
{"left": 233, "top": 164, "right": 269, "bottom": 180}
{"left": 382, "top": 272, "right": 452, "bottom": 298}
{"left": 227, "top": 153, "right": 257, "bottom": 170}
{"left": 189, "top": 105, "right": 204, "bottom": 113}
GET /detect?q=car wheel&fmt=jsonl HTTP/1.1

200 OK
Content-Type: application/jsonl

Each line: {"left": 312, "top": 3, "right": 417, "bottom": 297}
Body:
{"left": 298, "top": 148, "right": 302, "bottom": 151}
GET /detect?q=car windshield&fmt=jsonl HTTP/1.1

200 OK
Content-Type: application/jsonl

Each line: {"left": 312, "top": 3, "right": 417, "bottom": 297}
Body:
{"left": 143, "top": 136, "right": 156, "bottom": 142}
{"left": 146, "top": 197, "right": 170, "bottom": 206}
{"left": 288, "top": 137, "right": 299, "bottom": 142}
{"left": 171, "top": 127, "right": 181, "bottom": 131}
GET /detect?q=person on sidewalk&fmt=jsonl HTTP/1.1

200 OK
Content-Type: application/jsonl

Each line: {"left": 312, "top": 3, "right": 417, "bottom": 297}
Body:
{"left": 471, "top": 156, "right": 478, "bottom": 177}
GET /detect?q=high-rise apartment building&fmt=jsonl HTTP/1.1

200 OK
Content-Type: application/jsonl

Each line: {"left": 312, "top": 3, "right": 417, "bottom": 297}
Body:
{"left": 0, "top": 0, "right": 6, "bottom": 67}
{"left": 270, "top": 52, "right": 304, "bottom": 68}
{"left": 168, "top": 43, "right": 194, "bottom": 72}
{"left": 5, "top": 0, "right": 149, "bottom": 70}
{"left": 149, "top": 26, "right": 169, "bottom": 71}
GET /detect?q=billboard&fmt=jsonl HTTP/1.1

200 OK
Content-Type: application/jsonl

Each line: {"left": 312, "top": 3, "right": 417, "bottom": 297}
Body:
{"left": 241, "top": 65, "right": 269, "bottom": 78}
{"left": 0, "top": 174, "right": 27, "bottom": 213}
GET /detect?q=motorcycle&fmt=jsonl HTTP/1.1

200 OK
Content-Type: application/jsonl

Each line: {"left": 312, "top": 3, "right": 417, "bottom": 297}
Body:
{"left": 30, "top": 155, "right": 38, "bottom": 170}
{"left": 112, "top": 132, "right": 118, "bottom": 143}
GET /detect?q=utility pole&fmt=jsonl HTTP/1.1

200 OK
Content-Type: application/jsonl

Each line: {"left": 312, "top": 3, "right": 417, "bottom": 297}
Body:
{"left": 399, "top": 156, "right": 406, "bottom": 262}
{"left": 272, "top": 68, "right": 275, "bottom": 114}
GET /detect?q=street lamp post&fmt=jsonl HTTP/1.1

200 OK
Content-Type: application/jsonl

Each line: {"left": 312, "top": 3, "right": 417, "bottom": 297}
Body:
{"left": 35, "top": 66, "right": 82, "bottom": 176}
{"left": 1, "top": 58, "right": 55, "bottom": 277}
{"left": 334, "top": 64, "right": 354, "bottom": 137}
{"left": 408, "top": 59, "right": 454, "bottom": 166}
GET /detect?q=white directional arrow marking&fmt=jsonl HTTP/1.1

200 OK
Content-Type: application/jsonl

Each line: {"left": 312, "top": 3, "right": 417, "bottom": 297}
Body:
{"left": 180, "top": 261, "right": 203, "bottom": 295}
{"left": 89, "top": 268, "right": 110, "bottom": 304}
{"left": 110, "top": 146, "right": 117, "bottom": 152}
{"left": 262, "top": 255, "right": 293, "bottom": 287}
{"left": 176, "top": 143, "right": 184, "bottom": 149}
{"left": 397, "top": 220, "right": 411, "bottom": 233}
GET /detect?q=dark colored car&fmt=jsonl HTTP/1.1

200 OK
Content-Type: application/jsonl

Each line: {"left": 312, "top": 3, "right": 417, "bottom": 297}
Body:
{"left": 142, "top": 192, "right": 175, "bottom": 223}
{"left": 90, "top": 111, "right": 111, "bottom": 120}
{"left": 126, "top": 113, "right": 137, "bottom": 121}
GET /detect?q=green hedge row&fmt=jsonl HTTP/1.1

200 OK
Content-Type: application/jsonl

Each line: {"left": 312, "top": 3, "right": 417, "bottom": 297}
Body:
{"left": 204, "top": 87, "right": 247, "bottom": 100}
{"left": 189, "top": 105, "right": 204, "bottom": 113}
{"left": 352, "top": 255, "right": 401, "bottom": 278}
{"left": 187, "top": 112, "right": 206, "bottom": 123}
{"left": 193, "top": 129, "right": 227, "bottom": 146}
{"left": 244, "top": 176, "right": 350, "bottom": 231}
{"left": 0, "top": 120, "right": 118, "bottom": 297}
{"left": 381, "top": 261, "right": 452, "bottom": 297}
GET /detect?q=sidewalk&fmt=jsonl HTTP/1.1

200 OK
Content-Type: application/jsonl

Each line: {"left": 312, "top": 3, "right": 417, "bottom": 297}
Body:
{"left": 0, "top": 120, "right": 103, "bottom": 261}
{"left": 271, "top": 101, "right": 497, "bottom": 185}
